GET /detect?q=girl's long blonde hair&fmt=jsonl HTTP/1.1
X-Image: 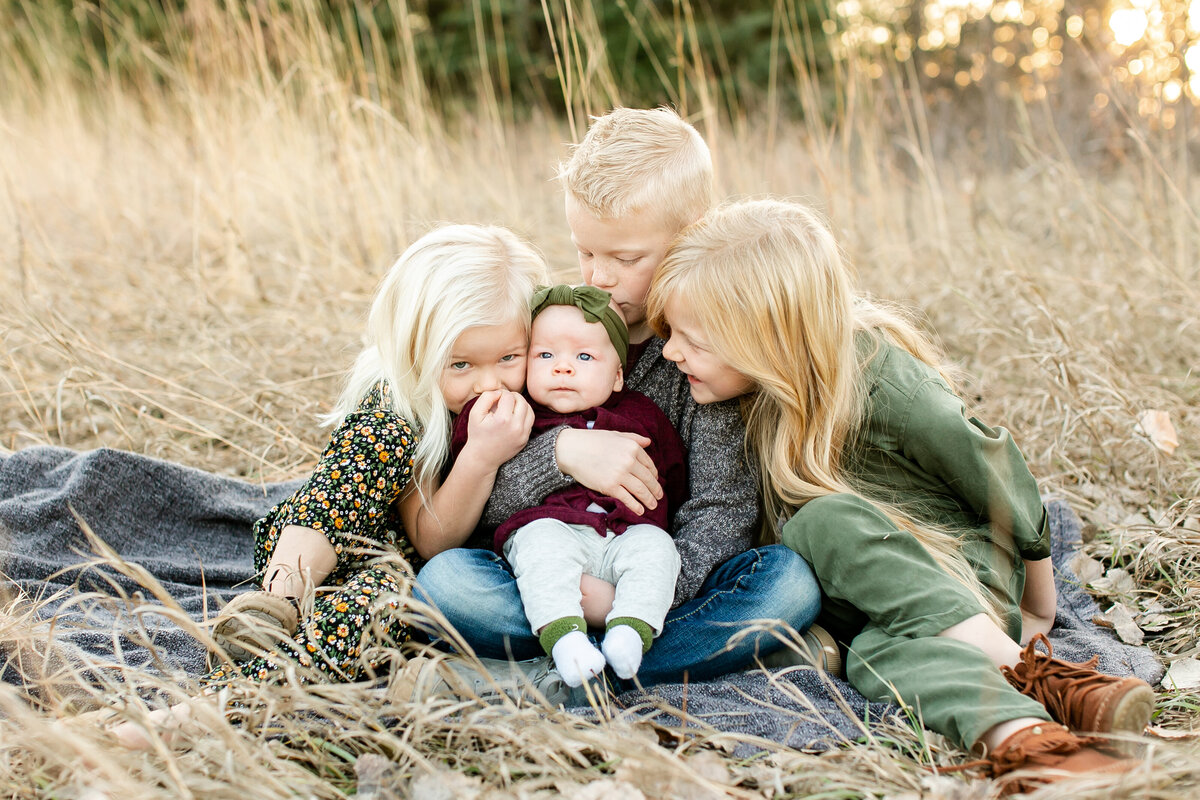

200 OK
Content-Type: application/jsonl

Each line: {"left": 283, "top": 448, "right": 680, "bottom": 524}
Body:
{"left": 326, "top": 223, "right": 548, "bottom": 489}
{"left": 647, "top": 198, "right": 1001, "bottom": 622}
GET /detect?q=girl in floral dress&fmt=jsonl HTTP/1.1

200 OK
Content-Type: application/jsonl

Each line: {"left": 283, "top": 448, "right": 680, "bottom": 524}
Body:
{"left": 106, "top": 223, "right": 547, "bottom": 747}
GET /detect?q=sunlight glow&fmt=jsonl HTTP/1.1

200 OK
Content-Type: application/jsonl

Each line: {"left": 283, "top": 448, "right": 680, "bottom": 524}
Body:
{"left": 829, "top": 0, "right": 1200, "bottom": 116}
{"left": 1185, "top": 45, "right": 1200, "bottom": 71}
{"left": 1110, "top": 9, "right": 1149, "bottom": 46}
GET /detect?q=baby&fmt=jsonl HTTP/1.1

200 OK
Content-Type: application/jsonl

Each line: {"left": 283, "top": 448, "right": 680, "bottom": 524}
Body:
{"left": 451, "top": 284, "right": 686, "bottom": 686}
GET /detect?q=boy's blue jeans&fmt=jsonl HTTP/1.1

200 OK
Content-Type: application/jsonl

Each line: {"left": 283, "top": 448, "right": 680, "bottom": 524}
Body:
{"left": 413, "top": 544, "right": 821, "bottom": 686}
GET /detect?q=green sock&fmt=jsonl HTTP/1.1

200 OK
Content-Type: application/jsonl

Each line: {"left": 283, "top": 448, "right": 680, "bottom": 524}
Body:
{"left": 605, "top": 617, "right": 654, "bottom": 653}
{"left": 538, "top": 616, "right": 587, "bottom": 655}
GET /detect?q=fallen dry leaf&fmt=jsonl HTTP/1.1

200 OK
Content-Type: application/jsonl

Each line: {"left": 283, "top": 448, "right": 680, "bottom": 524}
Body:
{"left": 1137, "top": 409, "right": 1179, "bottom": 455}
{"left": 1093, "top": 603, "right": 1144, "bottom": 645}
{"left": 687, "top": 750, "right": 732, "bottom": 786}
{"left": 1138, "top": 614, "right": 1175, "bottom": 632}
{"left": 1092, "top": 567, "right": 1137, "bottom": 599}
{"left": 1162, "top": 658, "right": 1200, "bottom": 691}
{"left": 1137, "top": 599, "right": 1175, "bottom": 631}
{"left": 1069, "top": 552, "right": 1104, "bottom": 584}
{"left": 1083, "top": 500, "right": 1124, "bottom": 529}
{"left": 1146, "top": 724, "right": 1200, "bottom": 740}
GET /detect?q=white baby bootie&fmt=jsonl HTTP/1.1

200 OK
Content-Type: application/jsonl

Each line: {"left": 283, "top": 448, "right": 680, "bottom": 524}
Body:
{"left": 551, "top": 630, "right": 606, "bottom": 687}
{"left": 601, "top": 624, "right": 645, "bottom": 680}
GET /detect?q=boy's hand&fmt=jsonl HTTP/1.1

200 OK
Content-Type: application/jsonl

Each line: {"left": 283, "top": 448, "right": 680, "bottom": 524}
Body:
{"left": 555, "top": 428, "right": 662, "bottom": 515}
{"left": 463, "top": 389, "right": 533, "bottom": 469}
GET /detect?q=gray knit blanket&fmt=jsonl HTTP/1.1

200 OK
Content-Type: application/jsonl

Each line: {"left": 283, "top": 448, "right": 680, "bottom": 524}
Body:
{"left": 0, "top": 446, "right": 1163, "bottom": 749}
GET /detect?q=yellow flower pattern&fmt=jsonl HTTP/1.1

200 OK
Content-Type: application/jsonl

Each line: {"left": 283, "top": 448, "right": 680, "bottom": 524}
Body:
{"left": 205, "top": 383, "right": 422, "bottom": 686}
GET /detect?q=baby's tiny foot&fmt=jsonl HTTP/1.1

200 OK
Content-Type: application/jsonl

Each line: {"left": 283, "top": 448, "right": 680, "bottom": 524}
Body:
{"left": 551, "top": 631, "right": 606, "bottom": 687}
{"left": 601, "top": 625, "right": 644, "bottom": 679}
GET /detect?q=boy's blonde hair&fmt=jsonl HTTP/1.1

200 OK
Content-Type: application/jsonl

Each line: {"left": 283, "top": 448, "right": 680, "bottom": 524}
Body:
{"left": 558, "top": 107, "right": 713, "bottom": 228}
{"left": 646, "top": 198, "right": 1002, "bottom": 623}
{"left": 328, "top": 224, "right": 548, "bottom": 489}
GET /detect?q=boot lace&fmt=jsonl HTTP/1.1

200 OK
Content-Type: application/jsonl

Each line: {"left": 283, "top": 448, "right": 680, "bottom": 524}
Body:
{"left": 1001, "top": 633, "right": 1113, "bottom": 729}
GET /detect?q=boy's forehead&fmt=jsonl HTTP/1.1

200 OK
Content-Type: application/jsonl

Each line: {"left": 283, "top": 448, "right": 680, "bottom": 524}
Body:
{"left": 565, "top": 196, "right": 679, "bottom": 244}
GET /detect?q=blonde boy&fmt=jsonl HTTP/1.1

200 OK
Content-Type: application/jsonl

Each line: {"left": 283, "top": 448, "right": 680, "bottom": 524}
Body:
{"left": 558, "top": 107, "right": 713, "bottom": 345}
{"left": 416, "top": 108, "right": 827, "bottom": 685}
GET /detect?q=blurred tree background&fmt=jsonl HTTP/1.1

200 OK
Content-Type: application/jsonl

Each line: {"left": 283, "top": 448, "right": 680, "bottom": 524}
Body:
{"left": 7, "top": 0, "right": 1195, "bottom": 127}
{"left": 2, "top": 0, "right": 1197, "bottom": 186}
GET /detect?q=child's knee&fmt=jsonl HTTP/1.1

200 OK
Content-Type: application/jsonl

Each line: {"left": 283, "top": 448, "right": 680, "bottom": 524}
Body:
{"left": 781, "top": 493, "right": 894, "bottom": 555}
{"left": 623, "top": 524, "right": 678, "bottom": 560}
{"left": 336, "top": 412, "right": 417, "bottom": 487}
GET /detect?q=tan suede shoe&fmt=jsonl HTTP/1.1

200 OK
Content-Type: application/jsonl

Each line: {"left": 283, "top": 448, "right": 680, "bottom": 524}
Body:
{"left": 987, "top": 722, "right": 1142, "bottom": 794}
{"left": 1002, "top": 633, "right": 1155, "bottom": 734}
{"left": 759, "top": 623, "right": 845, "bottom": 678}
{"left": 211, "top": 591, "right": 299, "bottom": 661}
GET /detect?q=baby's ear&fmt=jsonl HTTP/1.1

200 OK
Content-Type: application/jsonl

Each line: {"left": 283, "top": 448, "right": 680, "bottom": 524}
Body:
{"left": 613, "top": 367, "right": 624, "bottom": 393}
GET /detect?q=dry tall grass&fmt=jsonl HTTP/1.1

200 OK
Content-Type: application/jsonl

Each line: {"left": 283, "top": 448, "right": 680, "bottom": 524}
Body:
{"left": 2, "top": 1, "right": 1199, "bottom": 797}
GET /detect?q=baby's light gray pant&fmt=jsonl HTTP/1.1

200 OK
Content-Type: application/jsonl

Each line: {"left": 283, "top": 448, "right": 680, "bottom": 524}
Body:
{"left": 503, "top": 518, "right": 681, "bottom": 635}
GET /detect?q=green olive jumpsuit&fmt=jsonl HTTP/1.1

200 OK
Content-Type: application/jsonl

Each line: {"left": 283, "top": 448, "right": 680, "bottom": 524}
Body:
{"left": 781, "top": 337, "right": 1055, "bottom": 749}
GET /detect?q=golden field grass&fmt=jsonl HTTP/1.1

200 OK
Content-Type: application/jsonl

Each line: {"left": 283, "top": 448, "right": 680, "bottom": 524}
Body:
{"left": 2, "top": 1, "right": 1200, "bottom": 797}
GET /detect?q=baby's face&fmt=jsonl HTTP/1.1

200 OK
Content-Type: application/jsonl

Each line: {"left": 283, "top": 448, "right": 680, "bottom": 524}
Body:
{"left": 526, "top": 304, "right": 624, "bottom": 414}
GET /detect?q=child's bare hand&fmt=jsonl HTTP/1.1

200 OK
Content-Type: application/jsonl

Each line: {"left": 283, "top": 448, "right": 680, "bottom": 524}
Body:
{"left": 463, "top": 389, "right": 533, "bottom": 468}
{"left": 555, "top": 428, "right": 661, "bottom": 515}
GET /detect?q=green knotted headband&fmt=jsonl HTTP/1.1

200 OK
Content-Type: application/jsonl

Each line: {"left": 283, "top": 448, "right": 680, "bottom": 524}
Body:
{"left": 530, "top": 284, "right": 629, "bottom": 368}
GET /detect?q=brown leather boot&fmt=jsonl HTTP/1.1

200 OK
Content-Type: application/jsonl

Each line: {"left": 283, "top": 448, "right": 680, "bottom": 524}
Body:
{"left": 988, "top": 722, "right": 1141, "bottom": 794}
{"left": 1001, "top": 634, "right": 1154, "bottom": 734}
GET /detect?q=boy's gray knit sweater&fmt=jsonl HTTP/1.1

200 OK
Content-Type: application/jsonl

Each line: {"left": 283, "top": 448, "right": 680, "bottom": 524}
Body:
{"left": 483, "top": 337, "right": 760, "bottom": 607}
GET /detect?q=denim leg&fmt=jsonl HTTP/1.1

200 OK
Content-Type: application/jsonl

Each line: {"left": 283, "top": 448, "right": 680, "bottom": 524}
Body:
{"left": 637, "top": 545, "right": 821, "bottom": 685}
{"left": 415, "top": 544, "right": 822, "bottom": 688}
{"left": 413, "top": 548, "right": 543, "bottom": 661}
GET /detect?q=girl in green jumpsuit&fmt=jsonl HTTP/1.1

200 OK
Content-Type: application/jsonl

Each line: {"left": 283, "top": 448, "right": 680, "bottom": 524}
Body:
{"left": 645, "top": 199, "right": 1153, "bottom": 792}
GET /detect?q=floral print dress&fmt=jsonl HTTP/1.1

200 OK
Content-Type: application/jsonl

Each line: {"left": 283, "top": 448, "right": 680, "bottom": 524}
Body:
{"left": 205, "top": 384, "right": 424, "bottom": 685}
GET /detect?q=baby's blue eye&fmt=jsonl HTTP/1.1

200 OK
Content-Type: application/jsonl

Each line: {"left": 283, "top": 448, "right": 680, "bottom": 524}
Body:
{"left": 536, "top": 352, "right": 552, "bottom": 359}
{"left": 450, "top": 361, "right": 469, "bottom": 370}
{"left": 578, "top": 353, "right": 593, "bottom": 361}
{"left": 500, "top": 354, "right": 518, "bottom": 362}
